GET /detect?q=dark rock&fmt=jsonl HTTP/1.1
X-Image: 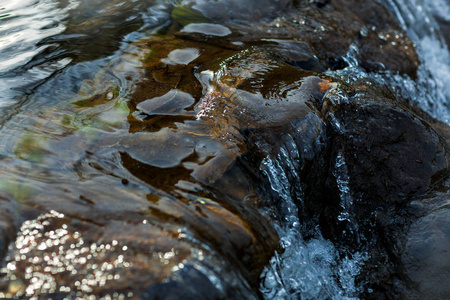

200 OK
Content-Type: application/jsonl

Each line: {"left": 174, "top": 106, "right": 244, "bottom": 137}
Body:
{"left": 180, "top": 0, "right": 295, "bottom": 23}
{"left": 0, "top": 193, "right": 18, "bottom": 261}
{"left": 404, "top": 206, "right": 450, "bottom": 299}
{"left": 332, "top": 0, "right": 419, "bottom": 76}
{"left": 264, "top": 40, "right": 326, "bottom": 72}
{"left": 303, "top": 87, "right": 449, "bottom": 296}
{"left": 324, "top": 96, "right": 449, "bottom": 206}
{"left": 225, "top": 0, "right": 419, "bottom": 76}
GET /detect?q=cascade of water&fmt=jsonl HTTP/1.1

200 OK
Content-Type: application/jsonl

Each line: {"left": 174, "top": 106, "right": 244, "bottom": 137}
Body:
{"left": 325, "top": 0, "right": 450, "bottom": 123}
{"left": 381, "top": 0, "right": 450, "bottom": 123}
{"left": 261, "top": 0, "right": 450, "bottom": 298}
{"left": 260, "top": 138, "right": 367, "bottom": 300}
{"left": 382, "top": 0, "right": 445, "bottom": 42}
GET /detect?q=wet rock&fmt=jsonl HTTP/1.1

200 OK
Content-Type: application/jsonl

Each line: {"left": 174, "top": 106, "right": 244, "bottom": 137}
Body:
{"left": 332, "top": 0, "right": 419, "bottom": 76}
{"left": 404, "top": 208, "right": 450, "bottom": 298}
{"left": 402, "top": 178, "right": 450, "bottom": 299}
{"left": 264, "top": 39, "right": 326, "bottom": 72}
{"left": 0, "top": 194, "right": 18, "bottom": 260}
{"left": 180, "top": 0, "right": 295, "bottom": 23}
{"left": 302, "top": 86, "right": 449, "bottom": 296}
{"left": 224, "top": 0, "right": 418, "bottom": 76}
{"left": 0, "top": 191, "right": 278, "bottom": 299}
{"left": 0, "top": 0, "right": 444, "bottom": 298}
{"left": 230, "top": 4, "right": 361, "bottom": 67}
{"left": 324, "top": 93, "right": 449, "bottom": 206}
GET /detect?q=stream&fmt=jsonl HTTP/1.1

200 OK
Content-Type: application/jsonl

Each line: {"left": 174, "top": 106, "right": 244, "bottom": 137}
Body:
{"left": 0, "top": 0, "right": 449, "bottom": 299}
{"left": 261, "top": 0, "right": 450, "bottom": 299}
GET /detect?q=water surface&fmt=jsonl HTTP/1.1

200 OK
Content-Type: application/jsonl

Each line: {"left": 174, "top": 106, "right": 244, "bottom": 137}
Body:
{"left": 0, "top": 0, "right": 448, "bottom": 299}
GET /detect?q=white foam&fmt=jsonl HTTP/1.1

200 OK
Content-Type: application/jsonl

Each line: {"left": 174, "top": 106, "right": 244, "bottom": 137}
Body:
{"left": 381, "top": 0, "right": 450, "bottom": 123}
{"left": 260, "top": 154, "right": 367, "bottom": 299}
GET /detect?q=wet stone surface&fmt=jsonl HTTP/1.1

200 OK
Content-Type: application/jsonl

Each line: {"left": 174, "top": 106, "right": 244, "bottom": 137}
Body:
{"left": 0, "top": 0, "right": 448, "bottom": 299}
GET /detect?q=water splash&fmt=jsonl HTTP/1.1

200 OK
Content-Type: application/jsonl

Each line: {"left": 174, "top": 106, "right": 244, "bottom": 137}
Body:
{"left": 323, "top": 0, "right": 450, "bottom": 123}
{"left": 383, "top": 0, "right": 450, "bottom": 122}
{"left": 260, "top": 150, "right": 367, "bottom": 300}
{"left": 333, "top": 152, "right": 354, "bottom": 223}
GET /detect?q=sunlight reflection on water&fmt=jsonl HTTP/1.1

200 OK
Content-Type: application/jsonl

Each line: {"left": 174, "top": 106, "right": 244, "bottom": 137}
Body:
{"left": 0, "top": 0, "right": 74, "bottom": 106}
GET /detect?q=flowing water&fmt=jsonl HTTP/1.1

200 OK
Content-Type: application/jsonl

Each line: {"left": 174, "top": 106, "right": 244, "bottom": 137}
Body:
{"left": 260, "top": 0, "right": 450, "bottom": 299}
{"left": 0, "top": 0, "right": 449, "bottom": 299}
{"left": 382, "top": 0, "right": 450, "bottom": 123}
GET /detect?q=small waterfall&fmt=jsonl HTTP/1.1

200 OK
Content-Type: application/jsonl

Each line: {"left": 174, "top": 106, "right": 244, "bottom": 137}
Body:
{"left": 382, "top": 0, "right": 446, "bottom": 42}
{"left": 382, "top": 0, "right": 450, "bottom": 123}
{"left": 260, "top": 0, "right": 450, "bottom": 298}
{"left": 377, "top": 0, "right": 450, "bottom": 123}
{"left": 260, "top": 138, "right": 367, "bottom": 300}
{"left": 325, "top": 0, "right": 450, "bottom": 123}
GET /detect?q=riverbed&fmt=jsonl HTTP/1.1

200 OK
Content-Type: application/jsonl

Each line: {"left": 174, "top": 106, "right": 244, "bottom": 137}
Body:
{"left": 0, "top": 0, "right": 449, "bottom": 299}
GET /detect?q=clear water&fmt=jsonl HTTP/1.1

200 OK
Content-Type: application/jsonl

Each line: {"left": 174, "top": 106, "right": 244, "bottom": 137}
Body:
{"left": 0, "top": 0, "right": 170, "bottom": 121}
{"left": 0, "top": 0, "right": 448, "bottom": 299}
{"left": 0, "top": 0, "right": 72, "bottom": 107}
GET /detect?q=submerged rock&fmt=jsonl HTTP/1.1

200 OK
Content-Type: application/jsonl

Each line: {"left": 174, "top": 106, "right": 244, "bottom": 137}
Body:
{"left": 180, "top": 0, "right": 295, "bottom": 22}
{"left": 0, "top": 0, "right": 447, "bottom": 299}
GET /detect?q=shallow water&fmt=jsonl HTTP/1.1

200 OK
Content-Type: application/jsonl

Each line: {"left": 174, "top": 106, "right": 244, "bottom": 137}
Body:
{"left": 0, "top": 0, "right": 170, "bottom": 120}
{"left": 0, "top": 0, "right": 71, "bottom": 107}
{"left": 0, "top": 0, "right": 448, "bottom": 299}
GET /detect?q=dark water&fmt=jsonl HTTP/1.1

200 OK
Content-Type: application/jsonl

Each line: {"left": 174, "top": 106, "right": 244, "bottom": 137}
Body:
{"left": 0, "top": 0, "right": 448, "bottom": 299}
